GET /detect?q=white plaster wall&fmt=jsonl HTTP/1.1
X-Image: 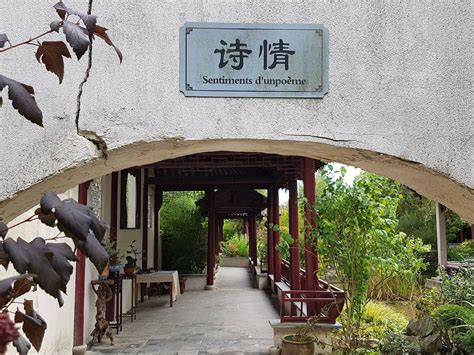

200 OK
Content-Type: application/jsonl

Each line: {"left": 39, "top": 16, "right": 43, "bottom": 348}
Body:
{"left": 1, "top": 188, "right": 97, "bottom": 355}
{"left": 0, "top": 0, "right": 473, "bottom": 221}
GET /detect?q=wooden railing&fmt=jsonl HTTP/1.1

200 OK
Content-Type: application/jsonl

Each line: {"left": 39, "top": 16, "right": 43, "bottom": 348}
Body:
{"left": 279, "top": 260, "right": 345, "bottom": 323}
{"left": 280, "top": 289, "right": 345, "bottom": 323}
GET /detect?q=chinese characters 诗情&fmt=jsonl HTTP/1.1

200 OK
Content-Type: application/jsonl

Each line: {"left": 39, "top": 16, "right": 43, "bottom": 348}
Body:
{"left": 214, "top": 39, "right": 295, "bottom": 70}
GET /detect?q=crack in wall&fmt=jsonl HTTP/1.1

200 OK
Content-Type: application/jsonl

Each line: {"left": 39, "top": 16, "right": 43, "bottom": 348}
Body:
{"left": 283, "top": 132, "right": 358, "bottom": 143}
{"left": 75, "top": 0, "right": 108, "bottom": 159}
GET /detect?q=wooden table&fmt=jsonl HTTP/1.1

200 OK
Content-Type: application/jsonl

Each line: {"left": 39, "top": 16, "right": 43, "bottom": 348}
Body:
{"left": 136, "top": 271, "right": 180, "bottom": 307}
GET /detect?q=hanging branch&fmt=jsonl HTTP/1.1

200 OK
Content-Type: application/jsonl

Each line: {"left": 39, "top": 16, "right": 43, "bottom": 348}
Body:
{"left": 0, "top": 1, "right": 122, "bottom": 127}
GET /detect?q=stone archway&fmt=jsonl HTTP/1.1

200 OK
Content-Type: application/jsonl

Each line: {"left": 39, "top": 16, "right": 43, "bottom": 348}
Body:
{"left": 1, "top": 138, "right": 473, "bottom": 223}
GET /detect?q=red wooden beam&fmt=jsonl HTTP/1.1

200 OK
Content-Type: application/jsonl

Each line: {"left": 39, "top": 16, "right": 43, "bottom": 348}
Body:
{"left": 146, "top": 176, "right": 279, "bottom": 187}
{"left": 273, "top": 187, "right": 281, "bottom": 282}
{"left": 74, "top": 182, "right": 89, "bottom": 347}
{"left": 303, "top": 158, "right": 318, "bottom": 291}
{"left": 289, "top": 178, "right": 301, "bottom": 290}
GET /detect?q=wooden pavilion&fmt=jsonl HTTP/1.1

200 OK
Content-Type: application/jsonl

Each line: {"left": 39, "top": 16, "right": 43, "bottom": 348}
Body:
{"left": 124, "top": 152, "right": 344, "bottom": 323}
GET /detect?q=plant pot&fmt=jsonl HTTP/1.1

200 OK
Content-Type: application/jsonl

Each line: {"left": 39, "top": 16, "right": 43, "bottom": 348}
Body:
{"left": 123, "top": 266, "right": 135, "bottom": 276}
{"left": 109, "top": 264, "right": 122, "bottom": 273}
{"left": 281, "top": 334, "right": 315, "bottom": 355}
{"left": 179, "top": 277, "right": 188, "bottom": 293}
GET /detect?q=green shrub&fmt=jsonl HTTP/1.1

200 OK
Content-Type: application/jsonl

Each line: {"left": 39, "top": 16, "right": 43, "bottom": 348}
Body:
{"left": 161, "top": 195, "right": 208, "bottom": 274}
{"left": 257, "top": 235, "right": 267, "bottom": 260}
{"left": 448, "top": 240, "right": 474, "bottom": 262}
{"left": 359, "top": 301, "right": 409, "bottom": 339}
{"left": 416, "top": 287, "right": 443, "bottom": 316}
{"left": 438, "top": 267, "right": 474, "bottom": 308}
{"left": 432, "top": 304, "right": 474, "bottom": 331}
{"left": 380, "top": 331, "right": 420, "bottom": 354}
{"left": 432, "top": 304, "right": 474, "bottom": 353}
{"left": 223, "top": 219, "right": 244, "bottom": 240}
{"left": 220, "top": 234, "right": 248, "bottom": 257}
{"left": 457, "top": 330, "right": 474, "bottom": 353}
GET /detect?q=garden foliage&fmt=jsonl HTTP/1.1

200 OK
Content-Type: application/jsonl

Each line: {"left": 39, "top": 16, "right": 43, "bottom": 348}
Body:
{"left": 315, "top": 166, "right": 430, "bottom": 349}
{"left": 220, "top": 234, "right": 249, "bottom": 257}
{"left": 160, "top": 194, "right": 207, "bottom": 274}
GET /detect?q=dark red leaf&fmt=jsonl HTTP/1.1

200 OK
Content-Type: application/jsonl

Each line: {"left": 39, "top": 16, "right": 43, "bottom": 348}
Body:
{"left": 40, "top": 191, "right": 63, "bottom": 214}
{"left": 0, "top": 75, "right": 43, "bottom": 127}
{"left": 13, "top": 275, "right": 37, "bottom": 298}
{"left": 0, "top": 275, "right": 22, "bottom": 306}
{"left": 0, "top": 241, "right": 10, "bottom": 269}
{"left": 16, "top": 300, "right": 47, "bottom": 352}
{"left": 49, "top": 20, "right": 63, "bottom": 33}
{"left": 33, "top": 239, "right": 77, "bottom": 290}
{"left": 0, "top": 33, "right": 11, "bottom": 48}
{"left": 78, "top": 14, "right": 97, "bottom": 37}
{"left": 12, "top": 333, "right": 31, "bottom": 355}
{"left": 55, "top": 200, "right": 92, "bottom": 242}
{"left": 53, "top": 1, "right": 69, "bottom": 20}
{"left": 77, "top": 233, "right": 109, "bottom": 274}
{"left": 62, "top": 21, "right": 90, "bottom": 60}
{"left": 94, "top": 25, "right": 123, "bottom": 63}
{"left": 0, "top": 221, "right": 8, "bottom": 238}
{"left": 3, "top": 238, "right": 77, "bottom": 306}
{"left": 35, "top": 41, "right": 71, "bottom": 83}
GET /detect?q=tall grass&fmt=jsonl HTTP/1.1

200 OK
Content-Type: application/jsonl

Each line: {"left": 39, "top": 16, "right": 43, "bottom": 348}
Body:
{"left": 368, "top": 272, "right": 424, "bottom": 301}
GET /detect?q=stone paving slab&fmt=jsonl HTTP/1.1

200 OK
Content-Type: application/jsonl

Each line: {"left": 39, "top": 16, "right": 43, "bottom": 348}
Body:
{"left": 88, "top": 267, "right": 278, "bottom": 354}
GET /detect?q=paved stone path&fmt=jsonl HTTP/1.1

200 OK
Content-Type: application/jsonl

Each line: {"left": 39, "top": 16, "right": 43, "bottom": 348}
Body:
{"left": 88, "top": 267, "right": 278, "bottom": 354}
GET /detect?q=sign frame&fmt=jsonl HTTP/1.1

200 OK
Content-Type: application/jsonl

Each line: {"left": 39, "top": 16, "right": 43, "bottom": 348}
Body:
{"left": 179, "top": 22, "right": 329, "bottom": 98}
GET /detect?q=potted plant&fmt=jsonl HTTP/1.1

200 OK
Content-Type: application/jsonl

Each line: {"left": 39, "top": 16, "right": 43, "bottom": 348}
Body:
{"left": 103, "top": 239, "right": 124, "bottom": 273}
{"left": 281, "top": 315, "right": 319, "bottom": 355}
{"left": 124, "top": 240, "right": 141, "bottom": 275}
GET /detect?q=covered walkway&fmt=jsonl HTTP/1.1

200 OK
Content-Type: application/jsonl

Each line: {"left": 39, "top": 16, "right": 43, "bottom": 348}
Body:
{"left": 89, "top": 267, "right": 278, "bottom": 354}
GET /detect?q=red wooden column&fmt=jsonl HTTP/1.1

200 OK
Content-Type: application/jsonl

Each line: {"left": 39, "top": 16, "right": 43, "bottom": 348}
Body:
{"left": 303, "top": 158, "right": 318, "bottom": 290}
{"left": 249, "top": 212, "right": 257, "bottom": 266}
{"left": 206, "top": 189, "right": 216, "bottom": 287}
{"left": 74, "top": 182, "right": 90, "bottom": 347}
{"left": 273, "top": 187, "right": 282, "bottom": 282}
{"left": 471, "top": 225, "right": 474, "bottom": 240}
{"left": 247, "top": 215, "right": 253, "bottom": 261}
{"left": 142, "top": 178, "right": 149, "bottom": 272}
{"left": 267, "top": 188, "right": 274, "bottom": 275}
{"left": 215, "top": 217, "right": 224, "bottom": 255}
{"left": 289, "top": 178, "right": 301, "bottom": 290}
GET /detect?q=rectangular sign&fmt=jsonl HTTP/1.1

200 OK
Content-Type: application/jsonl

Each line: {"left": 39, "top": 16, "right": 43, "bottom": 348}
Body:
{"left": 179, "top": 23, "right": 328, "bottom": 98}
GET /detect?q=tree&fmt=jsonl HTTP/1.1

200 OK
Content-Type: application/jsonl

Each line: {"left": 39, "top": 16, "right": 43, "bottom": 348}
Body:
{"left": 315, "top": 166, "right": 429, "bottom": 350}
{"left": 160, "top": 194, "right": 208, "bottom": 274}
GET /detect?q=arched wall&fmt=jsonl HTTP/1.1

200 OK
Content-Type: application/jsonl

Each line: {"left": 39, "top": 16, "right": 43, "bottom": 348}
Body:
{"left": 1, "top": 1, "right": 472, "bottom": 221}
{"left": 1, "top": 139, "right": 473, "bottom": 223}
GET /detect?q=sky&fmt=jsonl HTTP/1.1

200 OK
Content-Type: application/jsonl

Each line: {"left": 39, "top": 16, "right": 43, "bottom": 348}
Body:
{"left": 278, "top": 163, "right": 362, "bottom": 204}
